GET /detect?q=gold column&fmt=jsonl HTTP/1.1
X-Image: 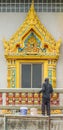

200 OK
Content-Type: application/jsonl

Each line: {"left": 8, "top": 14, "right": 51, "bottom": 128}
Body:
{"left": 7, "top": 60, "right": 16, "bottom": 88}
{"left": 48, "top": 60, "right": 56, "bottom": 87}
{"left": 7, "top": 60, "right": 11, "bottom": 88}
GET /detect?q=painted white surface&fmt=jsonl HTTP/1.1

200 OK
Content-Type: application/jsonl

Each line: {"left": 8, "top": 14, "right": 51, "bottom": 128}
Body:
{"left": 0, "top": 12, "right": 63, "bottom": 88}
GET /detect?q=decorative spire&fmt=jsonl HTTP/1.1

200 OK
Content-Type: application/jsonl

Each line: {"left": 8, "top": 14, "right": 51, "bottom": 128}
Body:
{"left": 32, "top": 0, "right": 34, "bottom": 5}
{"left": 26, "top": 0, "right": 35, "bottom": 20}
{"left": 31, "top": 0, "right": 34, "bottom": 10}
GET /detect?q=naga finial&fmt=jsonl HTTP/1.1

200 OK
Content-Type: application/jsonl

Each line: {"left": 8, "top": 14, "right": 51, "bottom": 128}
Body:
{"left": 31, "top": 0, "right": 34, "bottom": 8}
{"left": 32, "top": 0, "right": 34, "bottom": 4}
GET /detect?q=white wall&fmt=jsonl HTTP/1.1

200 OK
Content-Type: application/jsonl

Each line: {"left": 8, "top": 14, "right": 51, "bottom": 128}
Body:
{"left": 0, "top": 13, "right": 63, "bottom": 88}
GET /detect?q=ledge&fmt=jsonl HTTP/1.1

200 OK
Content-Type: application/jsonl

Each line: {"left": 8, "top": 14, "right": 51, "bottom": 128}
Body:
{"left": 0, "top": 113, "right": 63, "bottom": 119}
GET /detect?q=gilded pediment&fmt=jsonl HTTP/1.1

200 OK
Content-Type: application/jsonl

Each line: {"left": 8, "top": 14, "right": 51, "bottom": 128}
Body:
{"left": 3, "top": 0, "right": 61, "bottom": 59}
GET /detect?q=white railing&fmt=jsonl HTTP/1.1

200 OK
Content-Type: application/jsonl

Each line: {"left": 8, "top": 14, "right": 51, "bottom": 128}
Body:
{"left": 0, "top": 88, "right": 63, "bottom": 111}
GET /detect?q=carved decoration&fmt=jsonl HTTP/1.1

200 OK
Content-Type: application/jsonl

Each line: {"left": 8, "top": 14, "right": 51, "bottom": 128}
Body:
{"left": 3, "top": 1, "right": 61, "bottom": 59}
{"left": 2, "top": 0, "right": 61, "bottom": 114}
{"left": 2, "top": 0, "right": 61, "bottom": 89}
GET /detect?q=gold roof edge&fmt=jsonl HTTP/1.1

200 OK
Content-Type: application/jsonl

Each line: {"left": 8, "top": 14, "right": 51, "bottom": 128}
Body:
{"left": 3, "top": 0, "right": 61, "bottom": 58}
{"left": 7, "top": 0, "right": 56, "bottom": 43}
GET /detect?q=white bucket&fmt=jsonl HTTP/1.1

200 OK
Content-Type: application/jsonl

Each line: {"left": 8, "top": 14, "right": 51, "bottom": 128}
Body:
{"left": 20, "top": 107, "right": 28, "bottom": 115}
{"left": 30, "top": 108, "right": 37, "bottom": 115}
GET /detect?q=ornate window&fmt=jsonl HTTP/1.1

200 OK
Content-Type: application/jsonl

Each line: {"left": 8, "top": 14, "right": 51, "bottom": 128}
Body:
{"left": 3, "top": 1, "right": 61, "bottom": 88}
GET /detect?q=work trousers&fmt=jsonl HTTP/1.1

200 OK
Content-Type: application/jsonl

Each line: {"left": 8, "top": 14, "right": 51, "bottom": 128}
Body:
{"left": 42, "top": 98, "right": 50, "bottom": 115}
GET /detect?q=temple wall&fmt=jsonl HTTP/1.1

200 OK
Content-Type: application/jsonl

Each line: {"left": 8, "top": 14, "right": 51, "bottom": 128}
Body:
{"left": 0, "top": 115, "right": 63, "bottom": 130}
{"left": 0, "top": 13, "right": 63, "bottom": 88}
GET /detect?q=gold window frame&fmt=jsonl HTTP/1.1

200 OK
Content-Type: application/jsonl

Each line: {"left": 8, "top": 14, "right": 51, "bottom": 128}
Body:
{"left": 16, "top": 60, "right": 48, "bottom": 88}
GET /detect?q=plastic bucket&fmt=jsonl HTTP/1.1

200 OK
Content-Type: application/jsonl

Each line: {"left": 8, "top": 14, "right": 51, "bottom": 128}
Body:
{"left": 30, "top": 108, "right": 37, "bottom": 115}
{"left": 20, "top": 107, "right": 28, "bottom": 115}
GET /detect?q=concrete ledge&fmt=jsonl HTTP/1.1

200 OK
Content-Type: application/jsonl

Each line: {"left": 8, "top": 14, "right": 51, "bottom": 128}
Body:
{"left": 0, "top": 114, "right": 63, "bottom": 130}
{"left": 0, "top": 105, "right": 63, "bottom": 110}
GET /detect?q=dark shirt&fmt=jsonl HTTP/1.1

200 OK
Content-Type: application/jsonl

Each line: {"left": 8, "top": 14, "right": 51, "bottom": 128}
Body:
{"left": 39, "top": 82, "right": 53, "bottom": 99}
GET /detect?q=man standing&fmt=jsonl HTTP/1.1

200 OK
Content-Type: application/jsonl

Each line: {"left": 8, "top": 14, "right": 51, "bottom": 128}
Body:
{"left": 39, "top": 78, "right": 53, "bottom": 116}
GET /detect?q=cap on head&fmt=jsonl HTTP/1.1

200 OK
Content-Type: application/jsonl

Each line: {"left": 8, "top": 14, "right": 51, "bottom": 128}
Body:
{"left": 45, "top": 78, "right": 49, "bottom": 82}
